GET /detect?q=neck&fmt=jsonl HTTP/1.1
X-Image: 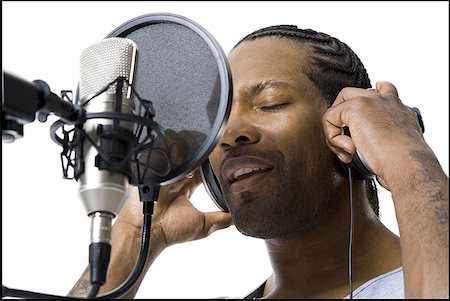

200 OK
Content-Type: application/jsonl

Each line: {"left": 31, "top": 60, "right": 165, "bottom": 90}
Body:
{"left": 262, "top": 180, "right": 401, "bottom": 298}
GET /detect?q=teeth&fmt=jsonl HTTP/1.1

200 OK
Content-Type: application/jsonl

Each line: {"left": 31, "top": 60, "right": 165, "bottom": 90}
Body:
{"left": 233, "top": 167, "right": 263, "bottom": 179}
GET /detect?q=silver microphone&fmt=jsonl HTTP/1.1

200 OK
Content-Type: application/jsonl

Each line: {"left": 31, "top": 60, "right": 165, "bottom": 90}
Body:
{"left": 78, "top": 37, "right": 137, "bottom": 247}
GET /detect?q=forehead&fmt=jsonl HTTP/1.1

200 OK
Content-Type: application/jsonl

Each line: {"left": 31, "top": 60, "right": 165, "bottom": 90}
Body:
{"left": 228, "top": 37, "right": 315, "bottom": 94}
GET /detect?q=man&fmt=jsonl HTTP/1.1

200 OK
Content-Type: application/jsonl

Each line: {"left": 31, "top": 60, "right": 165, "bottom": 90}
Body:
{"left": 70, "top": 25, "right": 448, "bottom": 298}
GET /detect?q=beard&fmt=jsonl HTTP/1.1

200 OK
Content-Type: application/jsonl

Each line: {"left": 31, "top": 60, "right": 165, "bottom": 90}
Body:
{"left": 221, "top": 148, "right": 339, "bottom": 239}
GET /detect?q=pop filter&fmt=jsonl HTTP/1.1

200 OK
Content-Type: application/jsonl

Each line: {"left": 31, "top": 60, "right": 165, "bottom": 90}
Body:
{"left": 105, "top": 13, "right": 232, "bottom": 186}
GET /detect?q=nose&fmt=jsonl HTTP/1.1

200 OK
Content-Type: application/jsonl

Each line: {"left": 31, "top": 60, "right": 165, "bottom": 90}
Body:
{"left": 219, "top": 103, "right": 260, "bottom": 149}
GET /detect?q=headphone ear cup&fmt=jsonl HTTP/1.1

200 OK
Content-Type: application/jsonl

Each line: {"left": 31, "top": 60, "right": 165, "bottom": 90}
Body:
{"left": 200, "top": 158, "right": 229, "bottom": 212}
{"left": 340, "top": 126, "right": 374, "bottom": 180}
{"left": 338, "top": 153, "right": 374, "bottom": 180}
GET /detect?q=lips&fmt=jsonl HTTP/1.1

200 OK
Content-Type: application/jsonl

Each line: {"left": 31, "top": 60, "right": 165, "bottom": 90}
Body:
{"left": 233, "top": 167, "right": 269, "bottom": 181}
{"left": 222, "top": 156, "right": 273, "bottom": 193}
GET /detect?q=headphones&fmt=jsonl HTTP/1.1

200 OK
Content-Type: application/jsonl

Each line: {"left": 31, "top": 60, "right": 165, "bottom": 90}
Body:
{"left": 200, "top": 107, "right": 425, "bottom": 212}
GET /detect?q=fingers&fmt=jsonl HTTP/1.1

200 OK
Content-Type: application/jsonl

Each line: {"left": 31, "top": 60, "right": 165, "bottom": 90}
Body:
{"left": 180, "top": 168, "right": 203, "bottom": 198}
{"left": 376, "top": 81, "right": 399, "bottom": 97}
{"left": 163, "top": 129, "right": 190, "bottom": 168}
{"left": 158, "top": 169, "right": 202, "bottom": 207}
{"left": 332, "top": 81, "right": 399, "bottom": 109}
{"left": 162, "top": 175, "right": 199, "bottom": 198}
{"left": 323, "top": 90, "right": 361, "bottom": 162}
{"left": 324, "top": 81, "right": 401, "bottom": 158}
{"left": 325, "top": 132, "right": 355, "bottom": 163}
{"left": 331, "top": 86, "right": 373, "bottom": 108}
{"left": 202, "top": 211, "right": 232, "bottom": 236}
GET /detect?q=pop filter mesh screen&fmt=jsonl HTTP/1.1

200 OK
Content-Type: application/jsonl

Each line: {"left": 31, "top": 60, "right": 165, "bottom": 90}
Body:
{"left": 129, "top": 22, "right": 217, "bottom": 132}
{"left": 109, "top": 16, "right": 229, "bottom": 185}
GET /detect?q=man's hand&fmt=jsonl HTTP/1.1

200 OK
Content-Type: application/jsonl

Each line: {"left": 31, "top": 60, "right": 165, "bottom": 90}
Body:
{"left": 93, "top": 169, "right": 232, "bottom": 297}
{"left": 322, "top": 81, "right": 426, "bottom": 190}
{"left": 116, "top": 168, "right": 232, "bottom": 256}
{"left": 323, "top": 81, "right": 448, "bottom": 298}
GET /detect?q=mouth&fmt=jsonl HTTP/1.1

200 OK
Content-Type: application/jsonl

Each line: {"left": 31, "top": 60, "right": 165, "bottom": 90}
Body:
{"left": 222, "top": 157, "right": 274, "bottom": 193}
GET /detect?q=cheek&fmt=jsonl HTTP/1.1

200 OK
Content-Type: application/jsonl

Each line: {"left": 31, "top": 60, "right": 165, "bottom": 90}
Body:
{"left": 275, "top": 115, "right": 332, "bottom": 170}
{"left": 268, "top": 114, "right": 321, "bottom": 151}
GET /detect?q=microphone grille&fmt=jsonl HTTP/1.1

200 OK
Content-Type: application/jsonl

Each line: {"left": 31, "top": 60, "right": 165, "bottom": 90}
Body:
{"left": 79, "top": 37, "right": 137, "bottom": 101}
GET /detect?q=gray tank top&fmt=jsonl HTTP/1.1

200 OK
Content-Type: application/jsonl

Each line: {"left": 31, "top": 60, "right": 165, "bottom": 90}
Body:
{"left": 241, "top": 266, "right": 404, "bottom": 299}
{"left": 344, "top": 266, "right": 404, "bottom": 299}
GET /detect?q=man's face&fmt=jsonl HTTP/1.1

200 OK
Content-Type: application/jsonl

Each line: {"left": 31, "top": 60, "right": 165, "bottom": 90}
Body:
{"left": 209, "top": 37, "right": 343, "bottom": 238}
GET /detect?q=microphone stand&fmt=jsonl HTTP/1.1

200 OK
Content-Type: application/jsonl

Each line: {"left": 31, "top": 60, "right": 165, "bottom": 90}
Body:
{"left": 2, "top": 71, "right": 85, "bottom": 143}
{"left": 2, "top": 72, "right": 159, "bottom": 299}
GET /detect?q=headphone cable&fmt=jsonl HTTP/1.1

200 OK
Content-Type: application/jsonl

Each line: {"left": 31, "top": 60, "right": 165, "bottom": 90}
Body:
{"left": 347, "top": 166, "right": 354, "bottom": 299}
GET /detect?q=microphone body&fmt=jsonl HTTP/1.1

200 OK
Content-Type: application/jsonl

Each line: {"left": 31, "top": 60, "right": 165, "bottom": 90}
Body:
{"left": 78, "top": 89, "right": 132, "bottom": 233}
{"left": 78, "top": 37, "right": 137, "bottom": 227}
{"left": 77, "top": 37, "right": 138, "bottom": 290}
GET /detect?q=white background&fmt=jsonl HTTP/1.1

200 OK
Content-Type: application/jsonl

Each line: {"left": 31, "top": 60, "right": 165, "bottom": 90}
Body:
{"left": 2, "top": 1, "right": 449, "bottom": 299}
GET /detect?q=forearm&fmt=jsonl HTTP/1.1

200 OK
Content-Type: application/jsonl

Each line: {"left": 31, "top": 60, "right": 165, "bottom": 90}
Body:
{"left": 388, "top": 145, "right": 448, "bottom": 298}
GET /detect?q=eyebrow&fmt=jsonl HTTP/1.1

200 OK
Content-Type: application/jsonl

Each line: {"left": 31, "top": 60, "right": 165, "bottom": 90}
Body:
{"left": 245, "top": 80, "right": 294, "bottom": 97}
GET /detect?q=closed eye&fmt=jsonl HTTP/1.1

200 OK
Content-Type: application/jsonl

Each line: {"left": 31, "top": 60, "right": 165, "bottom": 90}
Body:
{"left": 258, "top": 103, "right": 289, "bottom": 112}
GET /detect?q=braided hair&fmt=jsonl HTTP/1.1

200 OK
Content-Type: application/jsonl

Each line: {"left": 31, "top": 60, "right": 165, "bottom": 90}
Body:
{"left": 234, "top": 25, "right": 379, "bottom": 216}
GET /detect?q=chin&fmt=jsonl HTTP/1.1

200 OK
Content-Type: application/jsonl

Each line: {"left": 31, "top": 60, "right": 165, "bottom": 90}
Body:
{"left": 229, "top": 197, "right": 316, "bottom": 239}
{"left": 230, "top": 188, "right": 338, "bottom": 240}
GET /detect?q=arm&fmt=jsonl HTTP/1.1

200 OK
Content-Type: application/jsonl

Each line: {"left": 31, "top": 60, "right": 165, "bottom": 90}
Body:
{"left": 322, "top": 81, "right": 448, "bottom": 298}
{"left": 390, "top": 144, "right": 448, "bottom": 298}
{"left": 69, "top": 171, "right": 232, "bottom": 298}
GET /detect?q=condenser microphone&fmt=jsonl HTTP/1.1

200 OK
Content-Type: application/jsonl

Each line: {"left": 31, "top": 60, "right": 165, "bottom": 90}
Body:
{"left": 77, "top": 37, "right": 137, "bottom": 293}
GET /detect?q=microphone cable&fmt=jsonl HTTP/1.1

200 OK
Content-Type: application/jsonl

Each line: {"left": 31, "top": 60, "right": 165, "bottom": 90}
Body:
{"left": 87, "top": 283, "right": 101, "bottom": 299}
{"left": 97, "top": 197, "right": 155, "bottom": 299}
{"left": 2, "top": 197, "right": 155, "bottom": 299}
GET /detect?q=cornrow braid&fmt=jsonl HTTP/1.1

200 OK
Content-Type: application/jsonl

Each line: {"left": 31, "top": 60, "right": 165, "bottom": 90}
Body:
{"left": 235, "top": 25, "right": 372, "bottom": 107}
{"left": 234, "top": 25, "right": 379, "bottom": 216}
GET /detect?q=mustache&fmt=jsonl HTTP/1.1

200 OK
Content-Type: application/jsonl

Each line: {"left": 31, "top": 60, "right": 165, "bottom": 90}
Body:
{"left": 220, "top": 147, "right": 285, "bottom": 171}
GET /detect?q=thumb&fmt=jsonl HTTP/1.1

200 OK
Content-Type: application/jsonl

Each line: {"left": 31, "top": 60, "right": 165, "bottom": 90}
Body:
{"left": 376, "top": 81, "right": 399, "bottom": 97}
{"left": 203, "top": 211, "right": 233, "bottom": 236}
